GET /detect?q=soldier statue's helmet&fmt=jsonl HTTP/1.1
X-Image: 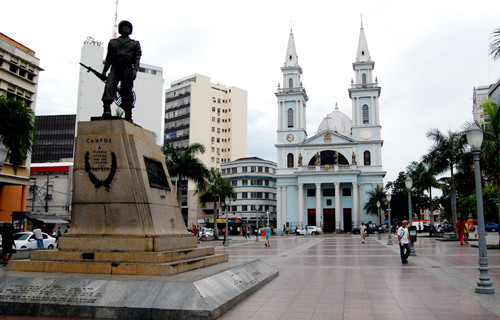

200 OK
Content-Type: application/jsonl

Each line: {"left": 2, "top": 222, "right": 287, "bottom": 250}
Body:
{"left": 118, "top": 20, "right": 133, "bottom": 36}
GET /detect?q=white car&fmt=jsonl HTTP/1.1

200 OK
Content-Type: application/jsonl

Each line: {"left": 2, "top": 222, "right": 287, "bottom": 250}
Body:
{"left": 13, "top": 232, "right": 57, "bottom": 250}
{"left": 295, "top": 226, "right": 323, "bottom": 235}
{"left": 200, "top": 228, "right": 214, "bottom": 238}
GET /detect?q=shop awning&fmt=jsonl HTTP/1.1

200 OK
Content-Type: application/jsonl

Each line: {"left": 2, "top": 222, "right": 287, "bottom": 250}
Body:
{"left": 25, "top": 213, "right": 69, "bottom": 224}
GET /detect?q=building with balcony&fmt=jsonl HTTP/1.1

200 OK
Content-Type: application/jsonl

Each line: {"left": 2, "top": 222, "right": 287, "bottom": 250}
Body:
{"left": 275, "top": 25, "right": 385, "bottom": 233}
{"left": 221, "top": 157, "right": 277, "bottom": 228}
{"left": 164, "top": 74, "right": 247, "bottom": 228}
{"left": 0, "top": 33, "right": 43, "bottom": 223}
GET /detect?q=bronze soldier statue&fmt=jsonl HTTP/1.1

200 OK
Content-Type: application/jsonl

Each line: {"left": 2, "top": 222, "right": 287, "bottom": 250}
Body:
{"left": 101, "top": 20, "right": 142, "bottom": 122}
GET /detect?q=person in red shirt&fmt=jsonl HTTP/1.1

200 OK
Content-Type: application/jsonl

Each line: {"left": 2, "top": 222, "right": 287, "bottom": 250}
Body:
{"left": 456, "top": 218, "right": 466, "bottom": 246}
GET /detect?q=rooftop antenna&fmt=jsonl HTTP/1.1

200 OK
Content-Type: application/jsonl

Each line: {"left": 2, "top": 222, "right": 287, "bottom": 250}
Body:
{"left": 112, "top": 0, "right": 119, "bottom": 39}
{"left": 360, "top": 12, "right": 363, "bottom": 27}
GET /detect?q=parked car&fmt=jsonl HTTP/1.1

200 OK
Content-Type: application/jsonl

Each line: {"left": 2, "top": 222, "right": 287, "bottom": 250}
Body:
{"left": 352, "top": 222, "right": 378, "bottom": 235}
{"left": 13, "top": 232, "right": 57, "bottom": 250}
{"left": 485, "top": 222, "right": 498, "bottom": 232}
{"left": 200, "top": 228, "right": 214, "bottom": 238}
{"left": 295, "top": 226, "right": 323, "bottom": 235}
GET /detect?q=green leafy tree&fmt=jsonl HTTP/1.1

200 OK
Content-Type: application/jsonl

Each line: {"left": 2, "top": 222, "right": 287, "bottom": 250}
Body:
{"left": 162, "top": 142, "right": 209, "bottom": 206}
{"left": 422, "top": 129, "right": 466, "bottom": 237}
{"left": 407, "top": 161, "right": 439, "bottom": 222}
{"left": 489, "top": 26, "right": 500, "bottom": 61}
{"left": 478, "top": 99, "right": 500, "bottom": 244}
{"left": 196, "top": 168, "right": 236, "bottom": 239}
{"left": 0, "top": 95, "right": 36, "bottom": 173}
{"left": 364, "top": 185, "right": 387, "bottom": 225}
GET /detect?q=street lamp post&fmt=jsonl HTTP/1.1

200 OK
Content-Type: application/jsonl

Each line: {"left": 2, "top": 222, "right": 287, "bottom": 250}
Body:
{"left": 224, "top": 197, "right": 230, "bottom": 247}
{"left": 387, "top": 194, "right": 393, "bottom": 245}
{"left": 405, "top": 176, "right": 416, "bottom": 256}
{"left": 255, "top": 205, "right": 260, "bottom": 242}
{"left": 377, "top": 201, "right": 382, "bottom": 240}
{"left": 467, "top": 123, "right": 495, "bottom": 294}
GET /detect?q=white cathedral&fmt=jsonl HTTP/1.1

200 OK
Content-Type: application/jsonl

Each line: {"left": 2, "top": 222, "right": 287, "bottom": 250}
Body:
{"left": 275, "top": 23, "right": 385, "bottom": 233}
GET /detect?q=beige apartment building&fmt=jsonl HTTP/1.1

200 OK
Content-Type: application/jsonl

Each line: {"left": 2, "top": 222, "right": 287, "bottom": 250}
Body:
{"left": 0, "top": 33, "right": 43, "bottom": 224}
{"left": 164, "top": 74, "right": 247, "bottom": 227}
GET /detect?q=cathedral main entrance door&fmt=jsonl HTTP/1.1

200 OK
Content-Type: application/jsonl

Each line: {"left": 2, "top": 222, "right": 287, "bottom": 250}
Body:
{"left": 307, "top": 209, "right": 316, "bottom": 226}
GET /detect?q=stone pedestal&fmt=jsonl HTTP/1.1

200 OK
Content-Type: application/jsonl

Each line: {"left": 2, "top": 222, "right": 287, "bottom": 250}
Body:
{"left": 61, "top": 119, "right": 196, "bottom": 252}
{"left": 10, "top": 119, "right": 227, "bottom": 276}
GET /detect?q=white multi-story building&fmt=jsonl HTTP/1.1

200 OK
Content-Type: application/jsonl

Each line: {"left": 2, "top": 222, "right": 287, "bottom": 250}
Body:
{"left": 76, "top": 37, "right": 164, "bottom": 144}
{"left": 275, "top": 25, "right": 385, "bottom": 233}
{"left": 473, "top": 84, "right": 492, "bottom": 127}
{"left": 164, "top": 74, "right": 247, "bottom": 227}
{"left": 221, "top": 157, "right": 277, "bottom": 228}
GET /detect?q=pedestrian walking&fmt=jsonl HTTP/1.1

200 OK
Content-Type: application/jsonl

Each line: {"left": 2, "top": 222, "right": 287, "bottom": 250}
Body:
{"left": 464, "top": 221, "right": 470, "bottom": 244}
{"left": 33, "top": 227, "right": 44, "bottom": 249}
{"left": 456, "top": 218, "right": 466, "bottom": 246}
{"left": 360, "top": 223, "right": 367, "bottom": 243}
{"left": 305, "top": 225, "right": 309, "bottom": 237}
{"left": 264, "top": 225, "right": 271, "bottom": 247}
{"left": 2, "top": 223, "right": 16, "bottom": 266}
{"left": 398, "top": 220, "right": 411, "bottom": 264}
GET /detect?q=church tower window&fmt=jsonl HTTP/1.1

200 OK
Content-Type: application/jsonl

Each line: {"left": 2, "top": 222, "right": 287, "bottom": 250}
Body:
{"left": 287, "top": 108, "right": 294, "bottom": 128}
{"left": 362, "top": 104, "right": 369, "bottom": 124}
{"left": 362, "top": 73, "right": 367, "bottom": 84}
{"left": 289, "top": 78, "right": 293, "bottom": 88}
{"left": 363, "top": 151, "right": 371, "bottom": 165}
{"left": 287, "top": 153, "right": 294, "bottom": 168}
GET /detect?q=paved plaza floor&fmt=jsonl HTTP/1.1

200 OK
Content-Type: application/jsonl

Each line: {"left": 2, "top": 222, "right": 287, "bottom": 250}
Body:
{"left": 1, "top": 232, "right": 500, "bottom": 319}
{"left": 212, "top": 232, "right": 500, "bottom": 320}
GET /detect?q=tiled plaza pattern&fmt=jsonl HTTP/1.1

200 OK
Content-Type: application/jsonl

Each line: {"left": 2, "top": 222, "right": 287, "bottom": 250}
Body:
{"left": 214, "top": 233, "right": 500, "bottom": 320}
{"left": 2, "top": 232, "right": 500, "bottom": 319}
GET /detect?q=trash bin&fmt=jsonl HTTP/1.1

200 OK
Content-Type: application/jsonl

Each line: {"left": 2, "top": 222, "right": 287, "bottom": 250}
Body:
{"left": 408, "top": 226, "right": 417, "bottom": 243}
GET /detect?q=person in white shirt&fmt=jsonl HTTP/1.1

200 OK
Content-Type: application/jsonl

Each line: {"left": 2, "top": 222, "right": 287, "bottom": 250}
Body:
{"left": 397, "top": 220, "right": 412, "bottom": 264}
{"left": 360, "top": 223, "right": 367, "bottom": 243}
{"left": 33, "top": 228, "right": 44, "bottom": 249}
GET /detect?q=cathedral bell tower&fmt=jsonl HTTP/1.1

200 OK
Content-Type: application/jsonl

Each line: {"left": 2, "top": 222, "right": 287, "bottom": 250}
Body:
{"left": 276, "top": 29, "right": 308, "bottom": 145}
{"left": 348, "top": 22, "right": 381, "bottom": 141}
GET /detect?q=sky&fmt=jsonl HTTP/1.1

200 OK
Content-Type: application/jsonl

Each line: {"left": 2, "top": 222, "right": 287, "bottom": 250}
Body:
{"left": 2, "top": 0, "right": 500, "bottom": 187}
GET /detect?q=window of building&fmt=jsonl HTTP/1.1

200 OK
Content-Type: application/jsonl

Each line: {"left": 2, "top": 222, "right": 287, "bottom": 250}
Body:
{"left": 242, "top": 179, "right": 248, "bottom": 185}
{"left": 307, "top": 189, "right": 316, "bottom": 197}
{"left": 231, "top": 180, "right": 237, "bottom": 186}
{"left": 364, "top": 151, "right": 371, "bottom": 165}
{"left": 231, "top": 167, "right": 237, "bottom": 174}
{"left": 362, "top": 73, "right": 367, "bottom": 84}
{"left": 242, "top": 205, "right": 248, "bottom": 211}
{"left": 287, "top": 108, "right": 294, "bottom": 128}
{"left": 212, "top": 127, "right": 215, "bottom": 132}
{"left": 362, "top": 104, "right": 369, "bottom": 124}
{"left": 242, "top": 167, "right": 247, "bottom": 172}
{"left": 323, "top": 188, "right": 335, "bottom": 197}
{"left": 289, "top": 78, "right": 293, "bottom": 88}
{"left": 287, "top": 153, "right": 294, "bottom": 168}
{"left": 326, "top": 199, "right": 332, "bottom": 206}
{"left": 342, "top": 188, "right": 352, "bottom": 197}
{"left": 242, "top": 192, "right": 248, "bottom": 199}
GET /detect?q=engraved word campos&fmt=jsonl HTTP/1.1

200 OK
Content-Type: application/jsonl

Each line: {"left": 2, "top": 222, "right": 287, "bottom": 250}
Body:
{"left": 84, "top": 138, "right": 117, "bottom": 190}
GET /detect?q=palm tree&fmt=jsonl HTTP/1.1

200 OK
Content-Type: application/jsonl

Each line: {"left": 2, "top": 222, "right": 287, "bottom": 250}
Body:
{"left": 162, "top": 142, "right": 209, "bottom": 206}
{"left": 0, "top": 95, "right": 36, "bottom": 173}
{"left": 478, "top": 99, "right": 500, "bottom": 244}
{"left": 422, "top": 128, "right": 466, "bottom": 237}
{"left": 364, "top": 185, "right": 387, "bottom": 225}
{"left": 196, "top": 168, "right": 236, "bottom": 240}
{"left": 407, "top": 161, "right": 438, "bottom": 224}
{"left": 489, "top": 27, "right": 500, "bottom": 61}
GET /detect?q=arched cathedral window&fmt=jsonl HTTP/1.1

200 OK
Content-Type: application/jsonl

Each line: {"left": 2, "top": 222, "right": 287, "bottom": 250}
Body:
{"left": 287, "top": 108, "right": 294, "bottom": 128}
{"left": 287, "top": 153, "right": 294, "bottom": 168}
{"left": 289, "top": 78, "right": 293, "bottom": 88}
{"left": 363, "top": 151, "right": 371, "bottom": 166}
{"left": 362, "top": 73, "right": 367, "bottom": 84}
{"left": 362, "top": 104, "right": 369, "bottom": 124}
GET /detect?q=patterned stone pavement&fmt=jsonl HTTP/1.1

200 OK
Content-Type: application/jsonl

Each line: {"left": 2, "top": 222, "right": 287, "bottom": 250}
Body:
{"left": 2, "top": 232, "right": 499, "bottom": 319}
{"left": 212, "top": 232, "right": 500, "bottom": 320}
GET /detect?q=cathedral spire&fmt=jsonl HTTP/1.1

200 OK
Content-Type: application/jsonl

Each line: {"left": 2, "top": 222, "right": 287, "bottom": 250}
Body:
{"left": 284, "top": 29, "right": 299, "bottom": 67}
{"left": 356, "top": 21, "right": 371, "bottom": 63}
